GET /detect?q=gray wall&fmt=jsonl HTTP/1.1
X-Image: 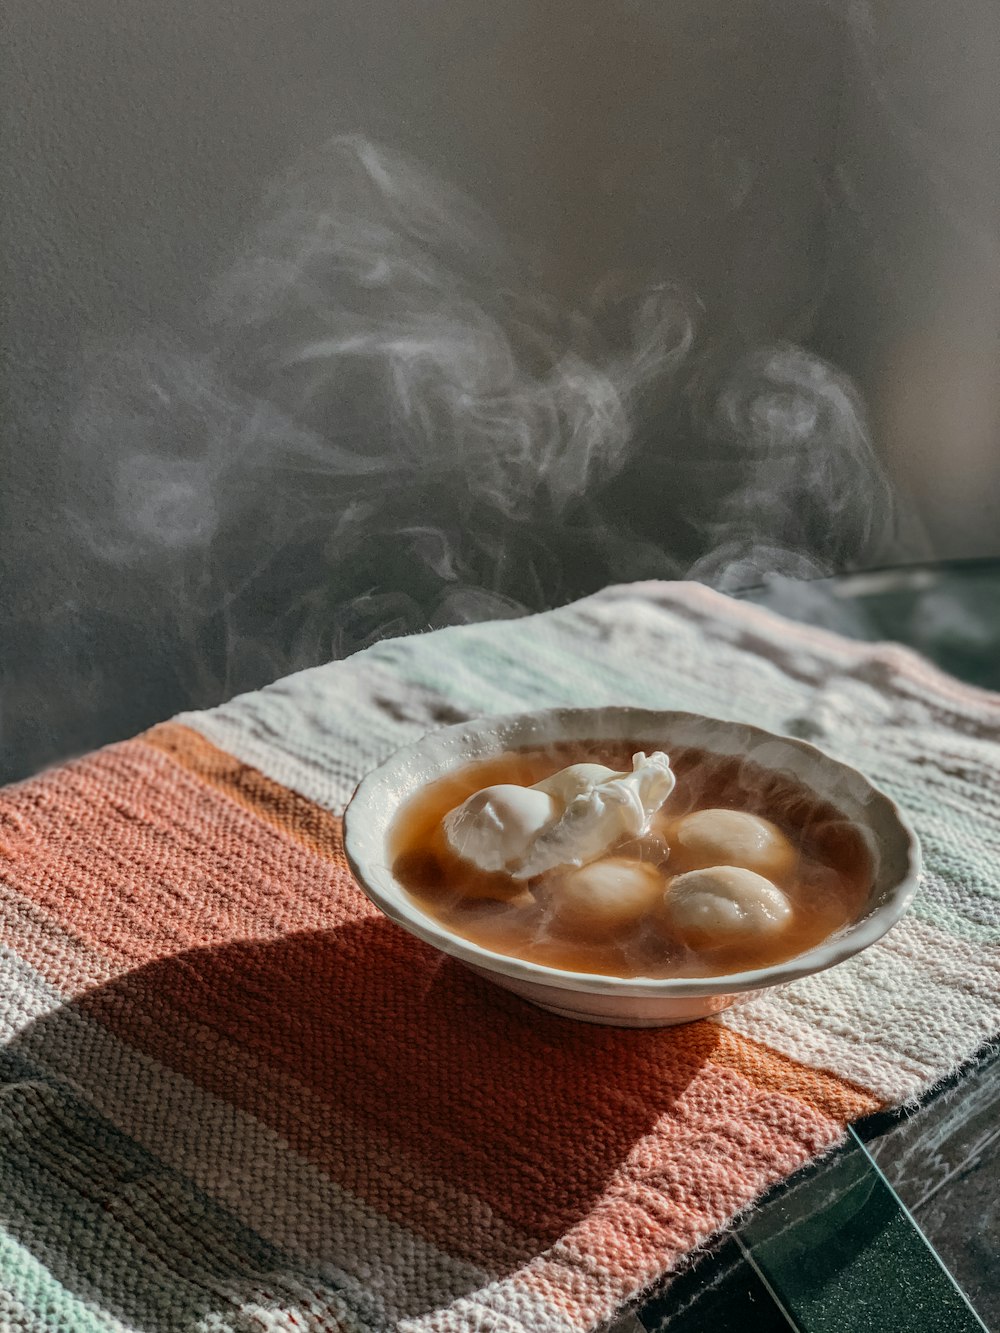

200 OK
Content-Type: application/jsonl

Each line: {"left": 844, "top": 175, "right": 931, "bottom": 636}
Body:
{"left": 829, "top": 0, "right": 1000, "bottom": 556}
{"left": 4, "top": 0, "right": 841, "bottom": 498}
{"left": 3, "top": 0, "right": 999, "bottom": 775}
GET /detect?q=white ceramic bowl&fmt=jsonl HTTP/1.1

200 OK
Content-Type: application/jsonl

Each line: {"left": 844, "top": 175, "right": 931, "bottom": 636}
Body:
{"left": 343, "top": 708, "right": 921, "bottom": 1027}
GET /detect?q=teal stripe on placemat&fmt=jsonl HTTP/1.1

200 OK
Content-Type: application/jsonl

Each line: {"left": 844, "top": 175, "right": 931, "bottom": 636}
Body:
{"left": 910, "top": 838, "right": 1000, "bottom": 945}
{"left": 368, "top": 615, "right": 735, "bottom": 720}
{"left": 0, "top": 1229, "right": 128, "bottom": 1333}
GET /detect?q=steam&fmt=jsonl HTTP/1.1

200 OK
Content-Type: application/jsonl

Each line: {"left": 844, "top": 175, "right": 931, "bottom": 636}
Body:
{"left": 67, "top": 133, "right": 901, "bottom": 700}
{"left": 686, "top": 343, "right": 897, "bottom": 591}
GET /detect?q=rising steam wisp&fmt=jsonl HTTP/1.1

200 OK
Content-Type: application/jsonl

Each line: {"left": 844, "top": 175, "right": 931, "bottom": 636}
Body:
{"left": 66, "top": 134, "right": 900, "bottom": 704}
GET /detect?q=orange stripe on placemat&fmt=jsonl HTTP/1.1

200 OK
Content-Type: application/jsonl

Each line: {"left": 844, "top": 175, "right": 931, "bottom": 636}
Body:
{"left": 0, "top": 734, "right": 376, "bottom": 972}
{"left": 713, "top": 1025, "right": 876, "bottom": 1122}
{"left": 2, "top": 727, "right": 875, "bottom": 1270}
{"left": 1, "top": 726, "right": 876, "bottom": 1126}
{"left": 144, "top": 722, "right": 345, "bottom": 860}
{"left": 147, "top": 722, "right": 877, "bottom": 1124}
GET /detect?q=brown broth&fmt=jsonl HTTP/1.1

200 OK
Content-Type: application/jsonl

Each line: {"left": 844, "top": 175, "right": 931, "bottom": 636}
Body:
{"left": 389, "top": 741, "right": 873, "bottom": 978}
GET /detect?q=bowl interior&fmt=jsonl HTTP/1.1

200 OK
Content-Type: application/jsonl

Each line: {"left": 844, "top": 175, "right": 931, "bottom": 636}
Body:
{"left": 342, "top": 708, "right": 921, "bottom": 997}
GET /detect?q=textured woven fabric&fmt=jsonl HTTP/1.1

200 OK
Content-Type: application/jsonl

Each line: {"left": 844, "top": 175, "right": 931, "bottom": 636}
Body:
{"left": 1, "top": 581, "right": 998, "bottom": 1332}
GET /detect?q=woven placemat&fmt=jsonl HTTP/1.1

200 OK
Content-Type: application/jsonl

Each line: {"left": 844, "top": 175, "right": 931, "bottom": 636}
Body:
{"left": 2, "top": 581, "right": 998, "bottom": 1332}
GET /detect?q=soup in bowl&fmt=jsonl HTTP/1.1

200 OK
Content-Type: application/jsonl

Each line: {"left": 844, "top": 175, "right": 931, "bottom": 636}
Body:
{"left": 343, "top": 708, "right": 920, "bottom": 1026}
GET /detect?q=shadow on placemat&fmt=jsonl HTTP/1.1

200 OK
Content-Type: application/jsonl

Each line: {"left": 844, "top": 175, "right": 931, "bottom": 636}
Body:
{"left": 3, "top": 915, "right": 725, "bottom": 1328}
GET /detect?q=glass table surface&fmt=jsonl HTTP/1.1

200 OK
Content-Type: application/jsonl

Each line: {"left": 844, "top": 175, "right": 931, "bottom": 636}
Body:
{"left": 619, "top": 560, "right": 1000, "bottom": 1333}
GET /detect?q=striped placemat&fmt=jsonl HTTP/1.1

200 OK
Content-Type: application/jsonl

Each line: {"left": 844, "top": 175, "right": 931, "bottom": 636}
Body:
{"left": 2, "top": 581, "right": 998, "bottom": 1332}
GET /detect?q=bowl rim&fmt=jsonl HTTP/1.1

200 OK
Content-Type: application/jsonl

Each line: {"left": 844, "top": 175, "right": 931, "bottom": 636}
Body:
{"left": 342, "top": 706, "right": 923, "bottom": 998}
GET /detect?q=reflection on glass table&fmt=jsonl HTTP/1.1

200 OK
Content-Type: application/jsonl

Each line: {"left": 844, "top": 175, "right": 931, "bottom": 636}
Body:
{"left": 618, "top": 560, "right": 1000, "bottom": 1332}
{"left": 746, "top": 559, "right": 1000, "bottom": 694}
